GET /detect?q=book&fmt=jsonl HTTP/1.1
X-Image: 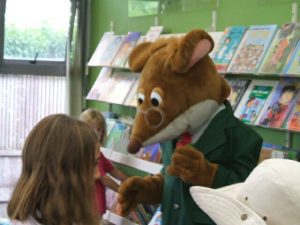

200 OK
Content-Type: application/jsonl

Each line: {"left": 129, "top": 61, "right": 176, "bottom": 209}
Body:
{"left": 111, "top": 31, "right": 142, "bottom": 68}
{"left": 282, "top": 40, "right": 300, "bottom": 76}
{"left": 208, "top": 31, "right": 224, "bottom": 59}
{"left": 145, "top": 26, "right": 164, "bottom": 42}
{"left": 98, "top": 70, "right": 137, "bottom": 105}
{"left": 227, "top": 24, "right": 278, "bottom": 74}
{"left": 148, "top": 206, "right": 162, "bottom": 225}
{"left": 234, "top": 79, "right": 277, "bottom": 125}
{"left": 136, "top": 143, "right": 162, "bottom": 163}
{"left": 86, "top": 67, "right": 114, "bottom": 101}
{"left": 225, "top": 78, "right": 250, "bottom": 111}
{"left": 259, "top": 142, "right": 300, "bottom": 163}
{"left": 87, "top": 32, "right": 114, "bottom": 66}
{"left": 212, "top": 26, "right": 247, "bottom": 73}
{"left": 284, "top": 90, "right": 300, "bottom": 131}
{"left": 123, "top": 77, "right": 139, "bottom": 107}
{"left": 97, "top": 35, "right": 125, "bottom": 66}
{"left": 258, "top": 23, "right": 300, "bottom": 74}
{"left": 257, "top": 78, "right": 300, "bottom": 128}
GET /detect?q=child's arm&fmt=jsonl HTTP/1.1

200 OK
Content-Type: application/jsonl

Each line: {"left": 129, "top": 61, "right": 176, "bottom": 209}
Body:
{"left": 100, "top": 174, "right": 120, "bottom": 193}
{"left": 109, "top": 167, "right": 128, "bottom": 182}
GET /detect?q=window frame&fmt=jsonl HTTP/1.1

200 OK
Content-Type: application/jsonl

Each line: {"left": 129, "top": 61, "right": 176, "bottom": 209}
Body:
{"left": 0, "top": 0, "right": 66, "bottom": 76}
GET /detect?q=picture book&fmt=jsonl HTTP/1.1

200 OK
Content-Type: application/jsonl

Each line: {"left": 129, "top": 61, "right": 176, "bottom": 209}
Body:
{"left": 282, "top": 40, "right": 300, "bottom": 76}
{"left": 258, "top": 23, "right": 300, "bottom": 74}
{"left": 208, "top": 31, "right": 224, "bottom": 59}
{"left": 111, "top": 31, "right": 142, "bottom": 68}
{"left": 98, "top": 70, "right": 137, "bottom": 105}
{"left": 86, "top": 67, "right": 113, "bottom": 101}
{"left": 212, "top": 26, "right": 247, "bottom": 73}
{"left": 259, "top": 142, "right": 300, "bottom": 163}
{"left": 145, "top": 26, "right": 164, "bottom": 42}
{"left": 87, "top": 32, "right": 114, "bottom": 66}
{"left": 234, "top": 79, "right": 277, "bottom": 125}
{"left": 227, "top": 24, "right": 278, "bottom": 74}
{"left": 97, "top": 35, "right": 125, "bottom": 66}
{"left": 283, "top": 89, "right": 300, "bottom": 131}
{"left": 256, "top": 78, "right": 300, "bottom": 128}
{"left": 225, "top": 78, "right": 250, "bottom": 111}
{"left": 136, "top": 143, "right": 162, "bottom": 163}
{"left": 148, "top": 206, "right": 162, "bottom": 225}
{"left": 123, "top": 76, "right": 139, "bottom": 107}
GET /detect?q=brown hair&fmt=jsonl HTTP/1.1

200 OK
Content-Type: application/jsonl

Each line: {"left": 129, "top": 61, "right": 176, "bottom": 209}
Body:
{"left": 79, "top": 108, "right": 107, "bottom": 145}
{"left": 7, "top": 114, "right": 99, "bottom": 225}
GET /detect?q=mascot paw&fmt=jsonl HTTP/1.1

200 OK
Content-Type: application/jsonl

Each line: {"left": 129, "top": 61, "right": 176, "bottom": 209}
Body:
{"left": 117, "top": 174, "right": 164, "bottom": 216}
{"left": 167, "top": 145, "right": 218, "bottom": 187}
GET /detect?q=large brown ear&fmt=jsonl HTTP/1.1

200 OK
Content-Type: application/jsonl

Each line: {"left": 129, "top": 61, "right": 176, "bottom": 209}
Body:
{"left": 128, "top": 42, "right": 153, "bottom": 72}
{"left": 128, "top": 38, "right": 168, "bottom": 72}
{"left": 170, "top": 29, "right": 214, "bottom": 73}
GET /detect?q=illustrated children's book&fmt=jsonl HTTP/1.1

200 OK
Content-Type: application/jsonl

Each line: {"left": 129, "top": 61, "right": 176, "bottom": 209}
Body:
{"left": 111, "top": 31, "right": 142, "bottom": 68}
{"left": 98, "top": 70, "right": 137, "bottom": 105}
{"left": 97, "top": 35, "right": 125, "bottom": 66}
{"left": 123, "top": 76, "right": 139, "bottom": 107}
{"left": 208, "top": 31, "right": 224, "bottom": 58}
{"left": 86, "top": 67, "right": 113, "bottom": 101}
{"left": 282, "top": 40, "right": 300, "bottom": 76}
{"left": 145, "top": 26, "right": 164, "bottom": 42}
{"left": 258, "top": 23, "right": 300, "bottom": 74}
{"left": 87, "top": 32, "right": 114, "bottom": 66}
{"left": 257, "top": 78, "right": 300, "bottom": 128}
{"left": 227, "top": 24, "right": 278, "bottom": 74}
{"left": 284, "top": 89, "right": 300, "bottom": 131}
{"left": 136, "top": 143, "right": 162, "bottom": 163}
{"left": 225, "top": 78, "right": 250, "bottom": 111}
{"left": 234, "top": 79, "right": 277, "bottom": 125}
{"left": 212, "top": 26, "right": 247, "bottom": 73}
{"left": 147, "top": 206, "right": 162, "bottom": 225}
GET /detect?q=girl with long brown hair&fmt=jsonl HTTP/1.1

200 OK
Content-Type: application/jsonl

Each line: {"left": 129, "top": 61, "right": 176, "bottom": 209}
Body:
{"left": 7, "top": 114, "right": 100, "bottom": 225}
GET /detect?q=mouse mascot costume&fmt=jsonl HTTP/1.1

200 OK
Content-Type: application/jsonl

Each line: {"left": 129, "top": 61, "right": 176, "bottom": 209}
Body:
{"left": 117, "top": 29, "right": 263, "bottom": 225}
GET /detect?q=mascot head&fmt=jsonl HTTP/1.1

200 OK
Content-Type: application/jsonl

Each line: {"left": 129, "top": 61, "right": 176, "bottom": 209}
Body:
{"left": 127, "top": 29, "right": 231, "bottom": 153}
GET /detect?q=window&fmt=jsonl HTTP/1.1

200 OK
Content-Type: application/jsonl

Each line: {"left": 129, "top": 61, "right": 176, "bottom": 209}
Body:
{"left": 0, "top": 0, "right": 71, "bottom": 75}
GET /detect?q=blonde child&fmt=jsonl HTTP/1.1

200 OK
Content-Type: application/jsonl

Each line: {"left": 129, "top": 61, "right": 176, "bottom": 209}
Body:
{"left": 8, "top": 114, "right": 100, "bottom": 225}
{"left": 79, "top": 108, "right": 128, "bottom": 217}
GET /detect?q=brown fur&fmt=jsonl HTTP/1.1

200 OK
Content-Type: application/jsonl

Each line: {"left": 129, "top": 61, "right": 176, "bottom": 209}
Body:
{"left": 118, "top": 29, "right": 230, "bottom": 216}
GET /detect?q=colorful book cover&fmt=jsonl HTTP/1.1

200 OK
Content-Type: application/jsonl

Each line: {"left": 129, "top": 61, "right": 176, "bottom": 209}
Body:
{"left": 86, "top": 67, "right": 113, "bottom": 101}
{"left": 148, "top": 206, "right": 162, "bottom": 225}
{"left": 225, "top": 78, "right": 250, "bottom": 111}
{"left": 87, "top": 32, "right": 114, "bottom": 66}
{"left": 123, "top": 76, "right": 139, "bottom": 107}
{"left": 284, "top": 90, "right": 300, "bottom": 131}
{"left": 111, "top": 31, "right": 142, "bottom": 68}
{"left": 208, "top": 31, "right": 224, "bottom": 59}
{"left": 258, "top": 23, "right": 300, "bottom": 74}
{"left": 97, "top": 35, "right": 125, "bottom": 66}
{"left": 227, "top": 24, "right": 278, "bottom": 74}
{"left": 136, "top": 143, "right": 162, "bottom": 163}
{"left": 212, "top": 26, "right": 247, "bottom": 73}
{"left": 282, "top": 40, "right": 300, "bottom": 76}
{"left": 98, "top": 70, "right": 137, "bottom": 105}
{"left": 234, "top": 80, "right": 276, "bottom": 125}
{"left": 145, "top": 26, "right": 164, "bottom": 42}
{"left": 257, "top": 78, "right": 300, "bottom": 128}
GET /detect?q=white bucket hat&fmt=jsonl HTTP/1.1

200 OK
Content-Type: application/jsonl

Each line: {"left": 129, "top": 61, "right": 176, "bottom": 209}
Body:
{"left": 189, "top": 158, "right": 300, "bottom": 225}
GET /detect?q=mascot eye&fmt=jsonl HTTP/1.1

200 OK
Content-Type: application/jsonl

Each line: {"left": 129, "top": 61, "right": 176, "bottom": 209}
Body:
{"left": 150, "top": 91, "right": 162, "bottom": 107}
{"left": 137, "top": 92, "right": 145, "bottom": 105}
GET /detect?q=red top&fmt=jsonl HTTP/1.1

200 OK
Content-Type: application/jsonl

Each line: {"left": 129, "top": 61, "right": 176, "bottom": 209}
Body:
{"left": 95, "top": 152, "right": 114, "bottom": 215}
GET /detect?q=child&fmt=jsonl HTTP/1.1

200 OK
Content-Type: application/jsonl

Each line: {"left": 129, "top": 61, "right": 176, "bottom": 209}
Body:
{"left": 79, "top": 108, "right": 128, "bottom": 218}
{"left": 8, "top": 114, "right": 100, "bottom": 225}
